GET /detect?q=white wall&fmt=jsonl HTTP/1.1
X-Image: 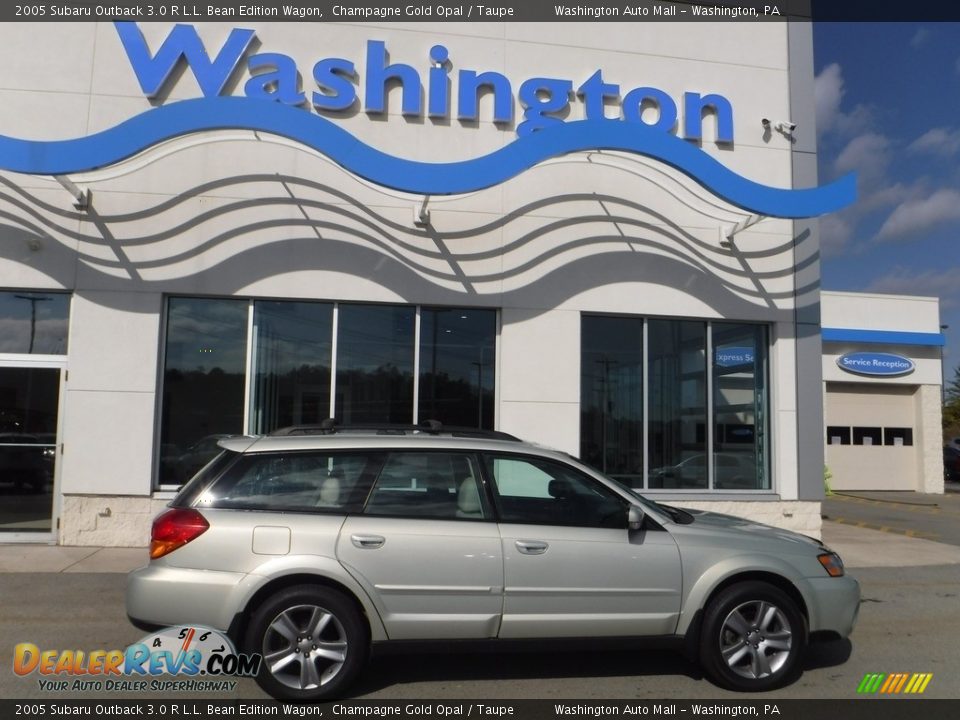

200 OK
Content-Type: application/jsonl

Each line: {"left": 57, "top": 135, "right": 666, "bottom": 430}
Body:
{"left": 0, "top": 22, "right": 809, "bottom": 543}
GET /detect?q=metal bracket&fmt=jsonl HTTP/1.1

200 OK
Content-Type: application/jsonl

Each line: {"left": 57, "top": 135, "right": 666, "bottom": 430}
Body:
{"left": 413, "top": 195, "right": 431, "bottom": 227}
{"left": 54, "top": 175, "right": 91, "bottom": 210}
{"left": 720, "top": 213, "right": 766, "bottom": 247}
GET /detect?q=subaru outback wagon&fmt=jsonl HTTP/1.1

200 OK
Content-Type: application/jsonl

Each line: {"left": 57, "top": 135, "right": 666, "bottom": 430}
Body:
{"left": 127, "top": 423, "right": 859, "bottom": 700}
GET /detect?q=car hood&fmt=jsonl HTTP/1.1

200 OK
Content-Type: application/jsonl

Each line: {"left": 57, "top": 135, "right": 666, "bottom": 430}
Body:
{"left": 673, "top": 506, "right": 825, "bottom": 550}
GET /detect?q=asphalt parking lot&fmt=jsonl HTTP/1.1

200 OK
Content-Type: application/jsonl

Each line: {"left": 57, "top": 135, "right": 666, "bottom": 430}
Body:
{"left": 822, "top": 484, "right": 960, "bottom": 547}
{"left": 1, "top": 513, "right": 959, "bottom": 701}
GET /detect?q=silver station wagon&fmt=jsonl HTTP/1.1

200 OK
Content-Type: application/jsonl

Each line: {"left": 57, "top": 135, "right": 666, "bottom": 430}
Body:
{"left": 126, "top": 423, "right": 860, "bottom": 700}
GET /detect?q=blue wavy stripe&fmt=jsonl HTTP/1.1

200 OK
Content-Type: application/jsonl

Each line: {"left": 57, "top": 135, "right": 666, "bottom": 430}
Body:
{"left": 0, "top": 97, "right": 855, "bottom": 218}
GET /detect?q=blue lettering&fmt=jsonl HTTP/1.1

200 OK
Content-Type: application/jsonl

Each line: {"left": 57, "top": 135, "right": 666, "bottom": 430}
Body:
{"left": 623, "top": 87, "right": 678, "bottom": 133}
{"left": 364, "top": 40, "right": 422, "bottom": 116}
{"left": 684, "top": 92, "right": 734, "bottom": 144}
{"left": 577, "top": 70, "right": 620, "bottom": 120}
{"left": 123, "top": 644, "right": 151, "bottom": 675}
{"left": 428, "top": 45, "right": 450, "bottom": 118}
{"left": 518, "top": 77, "right": 573, "bottom": 136}
{"left": 457, "top": 70, "right": 513, "bottom": 123}
{"left": 115, "top": 22, "right": 254, "bottom": 99}
{"left": 245, "top": 53, "right": 306, "bottom": 106}
{"left": 114, "top": 24, "right": 736, "bottom": 143}
{"left": 312, "top": 58, "right": 357, "bottom": 111}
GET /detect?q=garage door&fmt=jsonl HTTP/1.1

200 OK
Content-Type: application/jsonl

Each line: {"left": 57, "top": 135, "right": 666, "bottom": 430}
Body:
{"left": 824, "top": 382, "right": 918, "bottom": 491}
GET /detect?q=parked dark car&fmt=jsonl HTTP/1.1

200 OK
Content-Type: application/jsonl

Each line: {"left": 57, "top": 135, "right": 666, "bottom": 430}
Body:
{"left": 944, "top": 446, "right": 960, "bottom": 483}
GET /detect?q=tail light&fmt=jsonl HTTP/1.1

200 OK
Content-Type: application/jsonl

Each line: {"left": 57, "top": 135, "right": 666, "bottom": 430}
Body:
{"left": 150, "top": 508, "right": 210, "bottom": 559}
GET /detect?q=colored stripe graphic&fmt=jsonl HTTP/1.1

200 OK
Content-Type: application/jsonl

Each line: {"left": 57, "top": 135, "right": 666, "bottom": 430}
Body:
{"left": 858, "top": 672, "right": 932, "bottom": 694}
{"left": 0, "top": 97, "right": 857, "bottom": 219}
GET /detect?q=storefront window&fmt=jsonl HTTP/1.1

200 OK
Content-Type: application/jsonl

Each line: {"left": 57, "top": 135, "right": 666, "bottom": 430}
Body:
{"left": 0, "top": 291, "right": 70, "bottom": 355}
{"left": 580, "top": 316, "right": 769, "bottom": 492}
{"left": 648, "top": 320, "right": 708, "bottom": 489}
{"left": 713, "top": 323, "right": 768, "bottom": 490}
{"left": 159, "top": 298, "right": 248, "bottom": 485}
{"left": 580, "top": 316, "right": 643, "bottom": 487}
{"left": 251, "top": 301, "right": 333, "bottom": 434}
{"left": 158, "top": 299, "right": 497, "bottom": 487}
{"left": 419, "top": 308, "right": 496, "bottom": 429}
{"left": 335, "top": 304, "right": 415, "bottom": 424}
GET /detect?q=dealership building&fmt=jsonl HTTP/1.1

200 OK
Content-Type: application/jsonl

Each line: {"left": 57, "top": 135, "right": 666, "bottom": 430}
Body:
{"left": 821, "top": 291, "right": 944, "bottom": 494}
{"left": 0, "top": 19, "right": 936, "bottom": 547}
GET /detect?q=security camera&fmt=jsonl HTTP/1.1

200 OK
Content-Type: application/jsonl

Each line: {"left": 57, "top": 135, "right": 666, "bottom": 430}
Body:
{"left": 761, "top": 118, "right": 771, "bottom": 127}
{"left": 774, "top": 120, "right": 797, "bottom": 133}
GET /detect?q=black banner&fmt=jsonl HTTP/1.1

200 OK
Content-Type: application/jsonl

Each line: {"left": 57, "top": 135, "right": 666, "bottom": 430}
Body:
{"left": 5, "top": 0, "right": 960, "bottom": 23}
{"left": 4, "top": 700, "right": 960, "bottom": 720}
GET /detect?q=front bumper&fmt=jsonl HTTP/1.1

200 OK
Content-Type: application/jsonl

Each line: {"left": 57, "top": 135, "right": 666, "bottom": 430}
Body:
{"left": 807, "top": 573, "right": 861, "bottom": 637}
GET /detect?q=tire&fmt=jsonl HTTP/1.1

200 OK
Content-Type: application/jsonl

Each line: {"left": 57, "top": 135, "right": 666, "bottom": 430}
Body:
{"left": 699, "top": 581, "right": 806, "bottom": 692}
{"left": 245, "top": 585, "right": 369, "bottom": 701}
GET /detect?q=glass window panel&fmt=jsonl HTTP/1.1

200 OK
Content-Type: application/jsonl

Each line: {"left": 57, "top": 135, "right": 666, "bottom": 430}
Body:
{"left": 648, "top": 320, "right": 707, "bottom": 489}
{"left": 419, "top": 308, "right": 496, "bottom": 429}
{"left": 827, "top": 426, "right": 851, "bottom": 446}
{"left": 159, "top": 298, "right": 248, "bottom": 486}
{"left": 364, "top": 452, "right": 488, "bottom": 520}
{"left": 713, "top": 323, "right": 768, "bottom": 490}
{"left": 335, "top": 304, "right": 415, "bottom": 424}
{"left": 580, "top": 316, "right": 643, "bottom": 488}
{"left": 252, "top": 301, "right": 333, "bottom": 434}
{"left": 199, "top": 452, "right": 378, "bottom": 513}
{"left": 883, "top": 427, "right": 913, "bottom": 447}
{"left": 485, "top": 454, "right": 628, "bottom": 529}
{"left": 0, "top": 367, "right": 60, "bottom": 532}
{"left": 853, "top": 427, "right": 882, "bottom": 446}
{"left": 0, "top": 291, "right": 70, "bottom": 354}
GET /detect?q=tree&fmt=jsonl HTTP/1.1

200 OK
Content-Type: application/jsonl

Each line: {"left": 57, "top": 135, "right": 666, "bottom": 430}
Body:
{"left": 944, "top": 364, "right": 960, "bottom": 439}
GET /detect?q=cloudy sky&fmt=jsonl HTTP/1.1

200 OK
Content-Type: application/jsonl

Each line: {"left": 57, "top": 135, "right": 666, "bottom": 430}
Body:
{"left": 813, "top": 23, "right": 958, "bottom": 373}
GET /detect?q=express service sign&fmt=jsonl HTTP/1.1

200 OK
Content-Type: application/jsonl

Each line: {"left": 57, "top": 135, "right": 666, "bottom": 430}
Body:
{"left": 837, "top": 352, "right": 915, "bottom": 378}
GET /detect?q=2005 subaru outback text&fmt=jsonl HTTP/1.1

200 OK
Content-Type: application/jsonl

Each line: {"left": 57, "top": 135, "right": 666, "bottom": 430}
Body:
{"left": 126, "top": 423, "right": 859, "bottom": 700}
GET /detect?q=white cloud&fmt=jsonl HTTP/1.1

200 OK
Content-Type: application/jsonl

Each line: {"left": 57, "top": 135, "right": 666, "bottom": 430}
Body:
{"left": 876, "top": 188, "right": 960, "bottom": 240}
{"left": 815, "top": 64, "right": 844, "bottom": 136}
{"left": 908, "top": 127, "right": 960, "bottom": 156}
{"left": 910, "top": 27, "right": 931, "bottom": 48}
{"left": 814, "top": 63, "right": 871, "bottom": 138}
{"left": 819, "top": 214, "right": 853, "bottom": 258}
{"left": 834, "top": 132, "right": 891, "bottom": 188}
{"left": 866, "top": 267, "right": 959, "bottom": 308}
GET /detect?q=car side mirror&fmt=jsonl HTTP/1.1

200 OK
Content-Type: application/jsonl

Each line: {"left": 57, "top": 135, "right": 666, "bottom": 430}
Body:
{"left": 628, "top": 505, "right": 645, "bottom": 531}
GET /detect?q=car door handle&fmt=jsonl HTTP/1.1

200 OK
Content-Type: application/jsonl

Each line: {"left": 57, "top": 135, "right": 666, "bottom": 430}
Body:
{"left": 351, "top": 534, "right": 385, "bottom": 549}
{"left": 515, "top": 540, "right": 548, "bottom": 555}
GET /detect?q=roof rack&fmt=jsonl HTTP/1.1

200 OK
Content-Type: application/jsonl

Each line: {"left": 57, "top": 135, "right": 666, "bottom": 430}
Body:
{"left": 269, "top": 418, "right": 521, "bottom": 442}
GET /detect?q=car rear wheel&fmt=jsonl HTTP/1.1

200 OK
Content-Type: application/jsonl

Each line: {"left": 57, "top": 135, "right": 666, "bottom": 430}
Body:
{"left": 699, "top": 581, "right": 806, "bottom": 691}
{"left": 246, "top": 585, "right": 368, "bottom": 700}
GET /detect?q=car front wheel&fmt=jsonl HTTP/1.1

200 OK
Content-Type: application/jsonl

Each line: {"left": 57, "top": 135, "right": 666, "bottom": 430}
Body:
{"left": 699, "top": 581, "right": 806, "bottom": 691}
{"left": 246, "top": 585, "right": 368, "bottom": 700}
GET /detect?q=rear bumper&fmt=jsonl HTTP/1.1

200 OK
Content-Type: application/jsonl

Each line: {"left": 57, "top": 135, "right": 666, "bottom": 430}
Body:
{"left": 126, "top": 563, "right": 248, "bottom": 634}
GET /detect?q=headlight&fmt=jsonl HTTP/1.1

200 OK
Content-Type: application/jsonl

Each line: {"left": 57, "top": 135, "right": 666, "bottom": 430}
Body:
{"left": 817, "top": 552, "right": 845, "bottom": 577}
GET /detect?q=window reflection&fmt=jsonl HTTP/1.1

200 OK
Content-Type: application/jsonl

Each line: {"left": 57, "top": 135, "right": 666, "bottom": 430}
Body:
{"left": 419, "top": 308, "right": 496, "bottom": 429}
{"left": 0, "top": 292, "right": 69, "bottom": 355}
{"left": 252, "top": 301, "right": 333, "bottom": 434}
{"left": 713, "top": 323, "right": 768, "bottom": 490}
{"left": 648, "top": 320, "right": 708, "bottom": 489}
{"left": 335, "top": 305, "right": 415, "bottom": 424}
{"left": 159, "top": 298, "right": 248, "bottom": 485}
{"left": 580, "top": 316, "right": 643, "bottom": 487}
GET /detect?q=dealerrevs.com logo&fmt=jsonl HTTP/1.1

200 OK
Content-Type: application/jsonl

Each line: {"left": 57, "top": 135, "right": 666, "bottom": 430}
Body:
{"left": 14, "top": 626, "right": 261, "bottom": 693}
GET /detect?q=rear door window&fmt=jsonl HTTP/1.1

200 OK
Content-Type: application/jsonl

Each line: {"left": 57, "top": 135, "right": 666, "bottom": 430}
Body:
{"left": 364, "top": 452, "right": 490, "bottom": 520}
